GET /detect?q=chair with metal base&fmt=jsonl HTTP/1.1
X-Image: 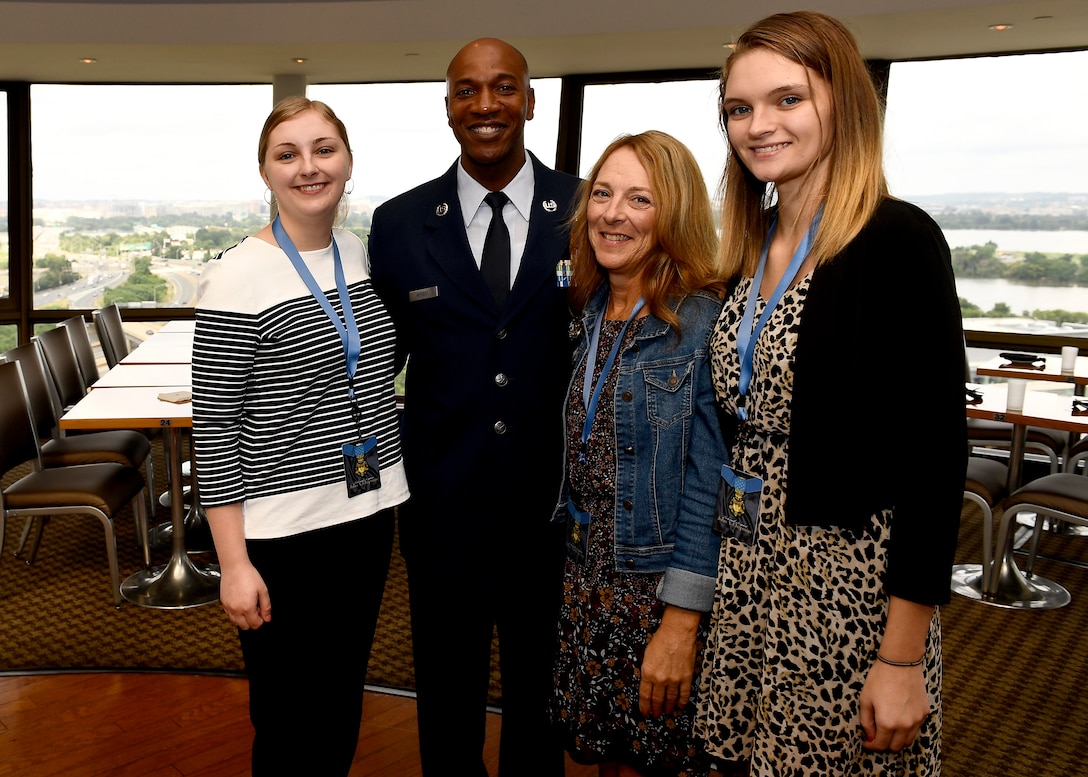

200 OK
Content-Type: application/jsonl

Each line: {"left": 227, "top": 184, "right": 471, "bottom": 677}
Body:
{"left": 968, "top": 417, "right": 1065, "bottom": 475}
{"left": 1064, "top": 436, "right": 1087, "bottom": 475}
{"left": 0, "top": 361, "right": 148, "bottom": 608}
{"left": 0, "top": 342, "right": 155, "bottom": 564}
{"left": 951, "top": 456, "right": 1010, "bottom": 601}
{"left": 987, "top": 473, "right": 1088, "bottom": 610}
{"left": 33, "top": 327, "right": 158, "bottom": 519}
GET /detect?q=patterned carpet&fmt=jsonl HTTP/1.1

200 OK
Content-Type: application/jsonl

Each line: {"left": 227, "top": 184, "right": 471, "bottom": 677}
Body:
{"left": 1, "top": 443, "right": 1087, "bottom": 776}
{"left": 0, "top": 442, "right": 497, "bottom": 698}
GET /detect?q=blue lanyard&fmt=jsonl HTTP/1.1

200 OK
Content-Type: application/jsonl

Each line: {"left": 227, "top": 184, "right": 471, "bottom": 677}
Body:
{"left": 271, "top": 216, "right": 361, "bottom": 399}
{"left": 736, "top": 210, "right": 821, "bottom": 421}
{"left": 581, "top": 297, "right": 645, "bottom": 449}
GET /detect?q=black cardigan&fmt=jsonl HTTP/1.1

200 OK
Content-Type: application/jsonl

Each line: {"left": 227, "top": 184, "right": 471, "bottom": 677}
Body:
{"left": 786, "top": 198, "right": 967, "bottom": 605}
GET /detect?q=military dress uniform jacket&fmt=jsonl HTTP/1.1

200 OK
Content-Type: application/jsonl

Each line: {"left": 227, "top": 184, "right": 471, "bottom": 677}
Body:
{"left": 368, "top": 153, "right": 581, "bottom": 529}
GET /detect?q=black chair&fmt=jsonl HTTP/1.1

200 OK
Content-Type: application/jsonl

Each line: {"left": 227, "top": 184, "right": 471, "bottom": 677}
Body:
{"left": 1064, "top": 435, "right": 1087, "bottom": 475}
{"left": 92, "top": 304, "right": 129, "bottom": 368}
{"left": 0, "top": 342, "right": 154, "bottom": 563}
{"left": 35, "top": 325, "right": 87, "bottom": 412}
{"left": 967, "top": 417, "right": 1065, "bottom": 475}
{"left": 33, "top": 328, "right": 159, "bottom": 520}
{"left": 0, "top": 360, "right": 147, "bottom": 607}
{"left": 950, "top": 456, "right": 1010, "bottom": 600}
{"left": 58, "top": 315, "right": 101, "bottom": 389}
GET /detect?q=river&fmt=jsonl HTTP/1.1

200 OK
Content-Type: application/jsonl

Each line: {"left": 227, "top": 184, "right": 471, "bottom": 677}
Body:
{"left": 941, "top": 229, "right": 1088, "bottom": 315}
{"left": 941, "top": 229, "right": 1088, "bottom": 256}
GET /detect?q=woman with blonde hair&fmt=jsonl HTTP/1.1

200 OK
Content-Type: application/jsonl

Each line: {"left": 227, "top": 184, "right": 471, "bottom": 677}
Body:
{"left": 550, "top": 130, "right": 727, "bottom": 777}
{"left": 696, "top": 12, "right": 965, "bottom": 776}
{"left": 193, "top": 96, "right": 408, "bottom": 775}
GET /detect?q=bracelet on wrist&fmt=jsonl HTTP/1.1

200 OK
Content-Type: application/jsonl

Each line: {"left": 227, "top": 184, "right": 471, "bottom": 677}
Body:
{"left": 876, "top": 653, "right": 924, "bottom": 667}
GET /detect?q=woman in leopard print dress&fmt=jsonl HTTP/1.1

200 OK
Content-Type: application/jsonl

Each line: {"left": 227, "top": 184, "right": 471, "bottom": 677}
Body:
{"left": 694, "top": 12, "right": 966, "bottom": 777}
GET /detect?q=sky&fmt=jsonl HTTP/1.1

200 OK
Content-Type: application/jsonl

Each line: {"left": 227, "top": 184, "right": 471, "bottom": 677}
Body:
{"left": 883, "top": 49, "right": 1088, "bottom": 196}
{"left": 6, "top": 48, "right": 1087, "bottom": 205}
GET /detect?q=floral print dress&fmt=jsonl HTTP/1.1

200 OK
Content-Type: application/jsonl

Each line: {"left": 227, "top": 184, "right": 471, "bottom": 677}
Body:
{"left": 694, "top": 276, "right": 943, "bottom": 776}
{"left": 551, "top": 318, "right": 710, "bottom": 777}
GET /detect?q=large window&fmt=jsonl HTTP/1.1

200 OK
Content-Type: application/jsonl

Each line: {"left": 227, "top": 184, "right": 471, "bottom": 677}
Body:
{"left": 30, "top": 84, "right": 272, "bottom": 312}
{"left": 579, "top": 79, "right": 725, "bottom": 201}
{"left": 884, "top": 51, "right": 1088, "bottom": 340}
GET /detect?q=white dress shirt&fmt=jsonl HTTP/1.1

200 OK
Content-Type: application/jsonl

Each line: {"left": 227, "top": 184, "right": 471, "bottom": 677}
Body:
{"left": 456, "top": 157, "right": 536, "bottom": 288}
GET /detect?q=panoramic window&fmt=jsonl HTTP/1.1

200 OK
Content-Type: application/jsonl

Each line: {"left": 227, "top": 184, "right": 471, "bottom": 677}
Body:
{"left": 579, "top": 79, "right": 725, "bottom": 204}
{"left": 30, "top": 84, "right": 272, "bottom": 312}
{"left": 884, "top": 51, "right": 1088, "bottom": 341}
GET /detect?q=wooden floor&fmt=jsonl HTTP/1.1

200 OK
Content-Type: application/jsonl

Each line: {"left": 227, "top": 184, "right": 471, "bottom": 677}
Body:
{"left": 0, "top": 672, "right": 598, "bottom": 776}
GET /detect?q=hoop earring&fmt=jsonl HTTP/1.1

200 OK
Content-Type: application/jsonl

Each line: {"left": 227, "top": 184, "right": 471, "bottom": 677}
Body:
{"left": 345, "top": 179, "right": 354, "bottom": 195}
{"left": 263, "top": 187, "right": 273, "bottom": 205}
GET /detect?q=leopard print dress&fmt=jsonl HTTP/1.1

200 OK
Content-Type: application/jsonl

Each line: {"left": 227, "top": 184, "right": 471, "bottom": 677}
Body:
{"left": 694, "top": 276, "right": 943, "bottom": 776}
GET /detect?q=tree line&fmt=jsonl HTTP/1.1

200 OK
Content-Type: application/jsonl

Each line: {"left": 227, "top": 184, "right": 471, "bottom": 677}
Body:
{"left": 951, "top": 242, "right": 1088, "bottom": 285}
{"left": 959, "top": 297, "right": 1088, "bottom": 326}
{"left": 934, "top": 210, "right": 1088, "bottom": 231}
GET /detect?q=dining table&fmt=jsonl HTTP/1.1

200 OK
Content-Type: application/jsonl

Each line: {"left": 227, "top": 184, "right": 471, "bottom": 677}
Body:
{"left": 953, "top": 383, "right": 1088, "bottom": 608}
{"left": 975, "top": 353, "right": 1087, "bottom": 391}
{"left": 60, "top": 330, "right": 220, "bottom": 609}
{"left": 91, "top": 363, "right": 193, "bottom": 389}
{"left": 120, "top": 332, "right": 194, "bottom": 365}
{"left": 157, "top": 319, "right": 196, "bottom": 334}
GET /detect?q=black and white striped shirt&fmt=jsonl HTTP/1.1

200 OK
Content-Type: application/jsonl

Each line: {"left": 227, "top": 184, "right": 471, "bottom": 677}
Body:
{"left": 193, "top": 230, "right": 408, "bottom": 539}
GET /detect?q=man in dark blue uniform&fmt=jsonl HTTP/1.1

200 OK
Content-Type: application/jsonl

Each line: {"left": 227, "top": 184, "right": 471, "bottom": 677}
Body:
{"left": 368, "top": 37, "right": 578, "bottom": 777}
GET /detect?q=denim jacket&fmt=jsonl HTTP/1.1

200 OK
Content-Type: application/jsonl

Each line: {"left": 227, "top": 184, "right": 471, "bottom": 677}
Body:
{"left": 553, "top": 288, "right": 727, "bottom": 611}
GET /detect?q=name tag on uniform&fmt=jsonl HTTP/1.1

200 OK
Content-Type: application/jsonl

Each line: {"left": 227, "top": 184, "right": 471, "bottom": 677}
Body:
{"left": 409, "top": 286, "right": 439, "bottom": 302}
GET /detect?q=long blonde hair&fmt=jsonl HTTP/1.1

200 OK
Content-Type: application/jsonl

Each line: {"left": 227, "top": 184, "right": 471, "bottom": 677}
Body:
{"left": 717, "top": 11, "right": 888, "bottom": 279}
{"left": 568, "top": 131, "right": 722, "bottom": 333}
{"left": 257, "top": 96, "right": 353, "bottom": 227}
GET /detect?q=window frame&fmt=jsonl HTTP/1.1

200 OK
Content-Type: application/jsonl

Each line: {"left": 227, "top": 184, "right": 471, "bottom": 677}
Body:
{"left": 3, "top": 54, "right": 1085, "bottom": 354}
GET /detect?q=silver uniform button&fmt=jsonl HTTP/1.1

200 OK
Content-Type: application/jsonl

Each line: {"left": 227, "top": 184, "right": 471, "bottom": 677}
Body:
{"left": 495, "top": 373, "right": 509, "bottom": 387}
{"left": 494, "top": 420, "right": 507, "bottom": 435}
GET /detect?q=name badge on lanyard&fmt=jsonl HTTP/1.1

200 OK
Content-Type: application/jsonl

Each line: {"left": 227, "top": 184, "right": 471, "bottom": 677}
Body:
{"left": 717, "top": 209, "right": 821, "bottom": 543}
{"left": 272, "top": 217, "right": 381, "bottom": 498}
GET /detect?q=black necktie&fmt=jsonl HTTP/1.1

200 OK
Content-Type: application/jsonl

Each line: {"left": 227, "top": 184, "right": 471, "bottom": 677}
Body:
{"left": 481, "top": 191, "right": 510, "bottom": 309}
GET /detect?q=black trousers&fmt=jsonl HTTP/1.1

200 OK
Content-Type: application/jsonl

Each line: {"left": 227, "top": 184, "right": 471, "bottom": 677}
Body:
{"left": 238, "top": 510, "right": 395, "bottom": 776}
{"left": 399, "top": 501, "right": 566, "bottom": 777}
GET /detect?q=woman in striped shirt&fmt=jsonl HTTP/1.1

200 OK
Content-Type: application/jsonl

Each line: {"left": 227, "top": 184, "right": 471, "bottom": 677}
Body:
{"left": 192, "top": 96, "right": 409, "bottom": 776}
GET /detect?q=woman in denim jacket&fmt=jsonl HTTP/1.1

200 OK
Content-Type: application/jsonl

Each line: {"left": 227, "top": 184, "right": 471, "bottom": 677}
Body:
{"left": 549, "top": 130, "right": 727, "bottom": 777}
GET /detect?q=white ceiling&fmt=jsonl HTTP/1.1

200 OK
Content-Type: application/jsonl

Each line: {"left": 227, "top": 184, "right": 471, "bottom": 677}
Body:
{"left": 0, "top": 0, "right": 1085, "bottom": 84}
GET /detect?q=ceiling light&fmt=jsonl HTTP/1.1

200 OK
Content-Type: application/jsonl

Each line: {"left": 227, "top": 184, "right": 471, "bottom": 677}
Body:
{"left": 79, "top": 57, "right": 96, "bottom": 65}
{"left": 988, "top": 23, "right": 1013, "bottom": 31}
{"left": 292, "top": 57, "right": 307, "bottom": 64}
